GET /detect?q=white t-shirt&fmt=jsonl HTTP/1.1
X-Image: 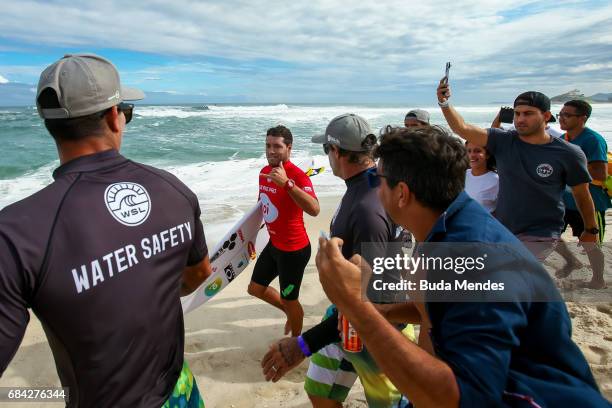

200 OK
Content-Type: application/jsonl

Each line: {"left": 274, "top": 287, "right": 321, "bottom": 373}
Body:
{"left": 545, "top": 126, "right": 563, "bottom": 138}
{"left": 465, "top": 169, "right": 499, "bottom": 213}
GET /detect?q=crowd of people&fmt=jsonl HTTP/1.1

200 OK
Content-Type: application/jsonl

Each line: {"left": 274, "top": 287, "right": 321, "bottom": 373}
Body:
{"left": 0, "top": 53, "right": 609, "bottom": 407}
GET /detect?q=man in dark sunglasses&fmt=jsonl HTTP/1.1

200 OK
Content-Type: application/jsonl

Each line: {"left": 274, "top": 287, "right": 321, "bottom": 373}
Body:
{"left": 262, "top": 113, "right": 413, "bottom": 408}
{"left": 315, "top": 126, "right": 608, "bottom": 407}
{"left": 0, "top": 54, "right": 211, "bottom": 407}
{"left": 555, "top": 99, "right": 610, "bottom": 289}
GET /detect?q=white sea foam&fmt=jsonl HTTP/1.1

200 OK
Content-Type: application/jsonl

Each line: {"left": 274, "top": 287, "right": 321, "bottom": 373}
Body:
{"left": 0, "top": 153, "right": 344, "bottom": 236}
{"left": 4, "top": 103, "right": 612, "bottom": 234}
{"left": 0, "top": 162, "right": 56, "bottom": 210}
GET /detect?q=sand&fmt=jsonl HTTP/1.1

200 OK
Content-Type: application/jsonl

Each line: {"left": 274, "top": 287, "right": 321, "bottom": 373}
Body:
{"left": 0, "top": 196, "right": 610, "bottom": 407}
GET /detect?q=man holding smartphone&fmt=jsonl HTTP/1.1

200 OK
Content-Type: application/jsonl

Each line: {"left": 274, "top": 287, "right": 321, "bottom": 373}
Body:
{"left": 436, "top": 79, "right": 598, "bottom": 260}
{"left": 314, "top": 126, "right": 608, "bottom": 407}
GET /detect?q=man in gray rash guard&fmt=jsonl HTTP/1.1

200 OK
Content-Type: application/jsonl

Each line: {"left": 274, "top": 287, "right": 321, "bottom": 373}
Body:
{"left": 0, "top": 54, "right": 212, "bottom": 407}
{"left": 261, "top": 114, "right": 413, "bottom": 408}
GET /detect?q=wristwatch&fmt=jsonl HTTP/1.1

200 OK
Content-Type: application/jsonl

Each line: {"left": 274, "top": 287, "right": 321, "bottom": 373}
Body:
{"left": 284, "top": 179, "right": 295, "bottom": 191}
{"left": 585, "top": 227, "right": 600, "bottom": 235}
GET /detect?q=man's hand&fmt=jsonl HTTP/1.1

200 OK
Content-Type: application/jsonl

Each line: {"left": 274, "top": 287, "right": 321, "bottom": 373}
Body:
{"left": 437, "top": 78, "right": 451, "bottom": 104}
{"left": 579, "top": 231, "right": 598, "bottom": 244}
{"left": 316, "top": 237, "right": 363, "bottom": 309}
{"left": 261, "top": 161, "right": 289, "bottom": 187}
{"left": 261, "top": 337, "right": 306, "bottom": 382}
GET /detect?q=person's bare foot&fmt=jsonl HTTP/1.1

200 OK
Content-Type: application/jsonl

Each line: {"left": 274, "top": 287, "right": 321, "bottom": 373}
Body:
{"left": 555, "top": 261, "right": 583, "bottom": 279}
{"left": 579, "top": 279, "right": 607, "bottom": 289}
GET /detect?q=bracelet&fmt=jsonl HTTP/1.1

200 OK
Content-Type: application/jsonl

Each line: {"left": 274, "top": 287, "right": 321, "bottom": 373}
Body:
{"left": 297, "top": 335, "right": 312, "bottom": 357}
{"left": 438, "top": 100, "right": 450, "bottom": 108}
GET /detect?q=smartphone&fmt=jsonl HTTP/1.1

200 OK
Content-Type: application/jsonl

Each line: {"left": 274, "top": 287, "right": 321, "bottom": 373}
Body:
{"left": 499, "top": 106, "right": 514, "bottom": 124}
{"left": 320, "top": 230, "right": 330, "bottom": 241}
{"left": 443, "top": 62, "right": 451, "bottom": 84}
{"left": 442, "top": 62, "right": 451, "bottom": 97}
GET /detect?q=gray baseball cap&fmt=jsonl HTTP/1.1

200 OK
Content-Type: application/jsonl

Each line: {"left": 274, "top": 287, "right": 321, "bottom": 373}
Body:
{"left": 36, "top": 54, "right": 144, "bottom": 119}
{"left": 311, "top": 113, "right": 374, "bottom": 152}
{"left": 405, "top": 109, "right": 430, "bottom": 124}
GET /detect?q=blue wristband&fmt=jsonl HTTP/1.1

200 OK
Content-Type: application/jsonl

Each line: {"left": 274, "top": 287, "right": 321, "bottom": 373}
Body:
{"left": 297, "top": 335, "right": 312, "bottom": 357}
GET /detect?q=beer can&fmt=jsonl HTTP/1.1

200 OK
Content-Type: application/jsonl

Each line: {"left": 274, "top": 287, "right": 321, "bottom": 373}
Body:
{"left": 341, "top": 315, "right": 363, "bottom": 352}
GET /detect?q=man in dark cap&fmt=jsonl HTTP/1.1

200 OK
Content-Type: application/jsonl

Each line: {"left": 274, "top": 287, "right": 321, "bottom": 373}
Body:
{"left": 436, "top": 81, "right": 598, "bottom": 260}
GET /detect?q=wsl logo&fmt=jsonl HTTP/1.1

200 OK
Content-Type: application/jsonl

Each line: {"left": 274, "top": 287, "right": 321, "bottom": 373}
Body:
{"left": 104, "top": 182, "right": 151, "bottom": 226}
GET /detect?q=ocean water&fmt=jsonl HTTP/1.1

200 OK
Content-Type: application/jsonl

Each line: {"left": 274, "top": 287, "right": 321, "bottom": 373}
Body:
{"left": 2, "top": 103, "right": 612, "bottom": 235}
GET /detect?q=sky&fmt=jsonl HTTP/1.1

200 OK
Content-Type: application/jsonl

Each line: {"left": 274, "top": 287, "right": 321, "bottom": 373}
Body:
{"left": 1, "top": 0, "right": 611, "bottom": 105}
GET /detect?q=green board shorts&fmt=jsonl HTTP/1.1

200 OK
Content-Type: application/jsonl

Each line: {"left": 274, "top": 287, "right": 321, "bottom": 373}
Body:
{"left": 162, "top": 360, "right": 205, "bottom": 408}
{"left": 304, "top": 305, "right": 414, "bottom": 408}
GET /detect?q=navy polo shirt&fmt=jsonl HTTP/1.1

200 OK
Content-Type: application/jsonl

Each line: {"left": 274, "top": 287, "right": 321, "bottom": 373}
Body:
{"left": 423, "top": 192, "right": 607, "bottom": 407}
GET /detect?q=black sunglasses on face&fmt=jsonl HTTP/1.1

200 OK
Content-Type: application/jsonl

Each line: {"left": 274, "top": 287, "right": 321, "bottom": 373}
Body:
{"left": 98, "top": 103, "right": 135, "bottom": 124}
{"left": 117, "top": 102, "right": 134, "bottom": 124}
{"left": 323, "top": 143, "right": 330, "bottom": 154}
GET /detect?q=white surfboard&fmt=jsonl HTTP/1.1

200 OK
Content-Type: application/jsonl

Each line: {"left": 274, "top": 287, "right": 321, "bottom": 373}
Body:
{"left": 181, "top": 158, "right": 323, "bottom": 314}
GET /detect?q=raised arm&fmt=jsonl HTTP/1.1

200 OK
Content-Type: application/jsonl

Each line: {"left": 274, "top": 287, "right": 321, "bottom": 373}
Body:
{"left": 437, "top": 79, "right": 489, "bottom": 146}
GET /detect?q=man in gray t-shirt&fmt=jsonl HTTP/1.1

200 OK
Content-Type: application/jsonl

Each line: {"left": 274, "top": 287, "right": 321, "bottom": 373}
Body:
{"left": 487, "top": 127, "right": 590, "bottom": 238}
{"left": 435, "top": 81, "right": 598, "bottom": 257}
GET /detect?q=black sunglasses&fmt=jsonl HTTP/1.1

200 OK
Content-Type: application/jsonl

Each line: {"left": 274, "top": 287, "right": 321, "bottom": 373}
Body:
{"left": 117, "top": 102, "right": 134, "bottom": 124}
{"left": 555, "top": 112, "right": 582, "bottom": 119}
{"left": 99, "top": 103, "right": 134, "bottom": 124}
{"left": 323, "top": 143, "right": 331, "bottom": 154}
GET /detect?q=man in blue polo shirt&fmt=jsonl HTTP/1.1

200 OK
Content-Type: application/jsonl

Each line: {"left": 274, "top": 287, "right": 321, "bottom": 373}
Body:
{"left": 556, "top": 99, "right": 610, "bottom": 289}
{"left": 316, "top": 126, "right": 608, "bottom": 407}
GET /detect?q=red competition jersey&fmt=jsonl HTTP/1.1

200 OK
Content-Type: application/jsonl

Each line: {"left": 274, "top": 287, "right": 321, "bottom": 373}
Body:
{"left": 259, "top": 160, "right": 317, "bottom": 251}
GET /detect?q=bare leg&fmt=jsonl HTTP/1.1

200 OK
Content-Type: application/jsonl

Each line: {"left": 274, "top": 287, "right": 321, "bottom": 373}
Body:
{"left": 308, "top": 395, "right": 342, "bottom": 408}
{"left": 281, "top": 299, "right": 304, "bottom": 336}
{"left": 583, "top": 246, "right": 606, "bottom": 289}
{"left": 555, "top": 240, "right": 583, "bottom": 278}
{"left": 248, "top": 281, "right": 285, "bottom": 311}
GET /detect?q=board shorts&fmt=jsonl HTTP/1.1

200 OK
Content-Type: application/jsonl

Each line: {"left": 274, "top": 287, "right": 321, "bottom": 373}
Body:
{"left": 251, "top": 242, "right": 311, "bottom": 300}
{"left": 564, "top": 209, "right": 606, "bottom": 243}
{"left": 304, "top": 305, "right": 414, "bottom": 408}
{"left": 162, "top": 360, "right": 204, "bottom": 408}
{"left": 516, "top": 234, "right": 559, "bottom": 261}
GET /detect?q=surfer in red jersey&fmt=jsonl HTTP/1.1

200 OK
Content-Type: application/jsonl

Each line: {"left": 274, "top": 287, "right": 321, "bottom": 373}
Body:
{"left": 248, "top": 125, "right": 320, "bottom": 336}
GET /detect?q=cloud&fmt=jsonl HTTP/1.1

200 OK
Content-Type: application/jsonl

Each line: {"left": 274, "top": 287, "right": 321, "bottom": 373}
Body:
{"left": 0, "top": 1, "right": 611, "bottom": 101}
{"left": 0, "top": 74, "right": 8, "bottom": 84}
{"left": 568, "top": 63, "right": 612, "bottom": 74}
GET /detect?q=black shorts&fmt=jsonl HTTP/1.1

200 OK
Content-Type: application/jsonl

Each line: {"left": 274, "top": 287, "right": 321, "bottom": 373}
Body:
{"left": 563, "top": 209, "right": 606, "bottom": 242}
{"left": 251, "top": 242, "right": 311, "bottom": 300}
